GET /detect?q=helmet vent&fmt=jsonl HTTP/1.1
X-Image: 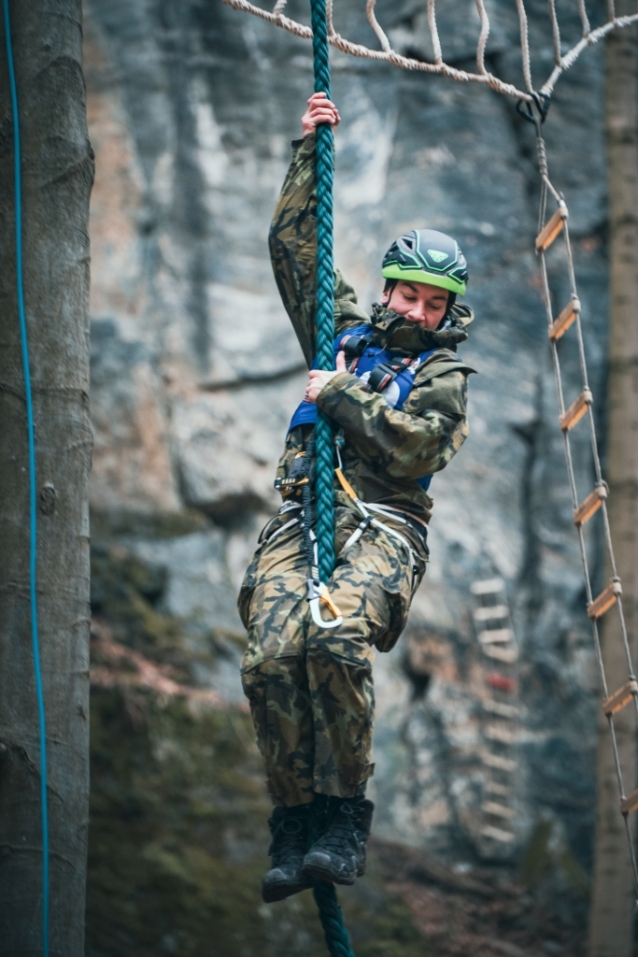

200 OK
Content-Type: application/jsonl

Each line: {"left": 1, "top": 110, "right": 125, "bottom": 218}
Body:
{"left": 428, "top": 249, "right": 448, "bottom": 263}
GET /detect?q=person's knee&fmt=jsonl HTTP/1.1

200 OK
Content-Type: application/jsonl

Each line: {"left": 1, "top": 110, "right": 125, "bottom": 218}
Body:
{"left": 305, "top": 631, "right": 374, "bottom": 678}
{"left": 241, "top": 655, "right": 303, "bottom": 702}
{"left": 242, "top": 655, "right": 313, "bottom": 738}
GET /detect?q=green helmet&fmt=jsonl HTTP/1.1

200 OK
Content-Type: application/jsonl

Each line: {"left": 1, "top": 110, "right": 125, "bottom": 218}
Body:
{"left": 382, "top": 228, "right": 468, "bottom": 296}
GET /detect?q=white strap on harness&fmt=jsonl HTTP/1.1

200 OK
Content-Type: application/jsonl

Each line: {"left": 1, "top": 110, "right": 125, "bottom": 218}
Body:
{"left": 335, "top": 447, "right": 426, "bottom": 586}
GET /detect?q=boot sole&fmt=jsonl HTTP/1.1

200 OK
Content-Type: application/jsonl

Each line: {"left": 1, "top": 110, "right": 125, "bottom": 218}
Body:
{"left": 302, "top": 851, "right": 357, "bottom": 886}
{"left": 262, "top": 876, "right": 313, "bottom": 903}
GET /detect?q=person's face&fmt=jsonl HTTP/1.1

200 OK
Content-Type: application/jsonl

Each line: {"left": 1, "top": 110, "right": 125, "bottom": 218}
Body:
{"left": 381, "top": 280, "right": 449, "bottom": 330}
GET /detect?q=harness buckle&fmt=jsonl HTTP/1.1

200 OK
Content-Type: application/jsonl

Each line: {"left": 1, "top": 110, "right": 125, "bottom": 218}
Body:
{"left": 306, "top": 578, "right": 343, "bottom": 630}
{"left": 339, "top": 333, "right": 372, "bottom": 358}
{"left": 275, "top": 451, "right": 315, "bottom": 498}
{"left": 367, "top": 356, "right": 413, "bottom": 394}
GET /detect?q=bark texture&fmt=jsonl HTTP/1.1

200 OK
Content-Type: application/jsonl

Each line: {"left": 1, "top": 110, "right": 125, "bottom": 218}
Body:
{"left": 588, "top": 4, "right": 638, "bottom": 954}
{"left": 0, "top": 1, "right": 93, "bottom": 953}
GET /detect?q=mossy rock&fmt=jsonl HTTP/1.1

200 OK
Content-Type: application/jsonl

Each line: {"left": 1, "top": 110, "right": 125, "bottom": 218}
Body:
{"left": 86, "top": 687, "right": 430, "bottom": 957}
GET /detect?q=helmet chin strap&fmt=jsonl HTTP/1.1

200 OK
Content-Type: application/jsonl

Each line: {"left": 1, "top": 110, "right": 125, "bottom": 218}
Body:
{"left": 439, "top": 292, "right": 456, "bottom": 327}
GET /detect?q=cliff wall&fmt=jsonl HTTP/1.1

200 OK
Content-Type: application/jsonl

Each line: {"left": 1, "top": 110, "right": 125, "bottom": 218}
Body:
{"left": 84, "top": 0, "right": 610, "bottom": 891}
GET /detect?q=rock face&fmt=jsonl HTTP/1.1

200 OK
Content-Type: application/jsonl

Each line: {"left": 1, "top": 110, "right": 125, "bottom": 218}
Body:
{"left": 84, "top": 0, "right": 610, "bottom": 893}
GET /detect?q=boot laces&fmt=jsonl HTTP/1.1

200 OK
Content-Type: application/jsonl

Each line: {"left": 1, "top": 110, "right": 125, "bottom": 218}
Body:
{"left": 317, "top": 804, "right": 360, "bottom": 855}
{"left": 269, "top": 817, "right": 306, "bottom": 864}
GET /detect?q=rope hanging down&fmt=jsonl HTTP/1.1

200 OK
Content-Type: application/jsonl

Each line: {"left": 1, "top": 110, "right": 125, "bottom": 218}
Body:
{"left": 222, "top": 0, "right": 638, "bottom": 105}
{"left": 530, "top": 109, "right": 638, "bottom": 899}
{"left": 311, "top": 0, "right": 336, "bottom": 584}
{"left": 309, "top": 1, "right": 355, "bottom": 954}
{"left": 2, "top": 0, "right": 50, "bottom": 953}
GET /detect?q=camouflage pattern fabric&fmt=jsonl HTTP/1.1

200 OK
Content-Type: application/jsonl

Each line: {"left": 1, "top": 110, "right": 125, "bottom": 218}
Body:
{"left": 239, "top": 508, "right": 428, "bottom": 807}
{"left": 239, "top": 134, "right": 475, "bottom": 807}
{"left": 269, "top": 134, "right": 476, "bottom": 525}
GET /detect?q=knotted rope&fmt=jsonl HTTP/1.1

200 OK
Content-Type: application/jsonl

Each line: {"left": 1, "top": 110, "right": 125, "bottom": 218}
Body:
{"left": 309, "top": 2, "right": 355, "bottom": 953}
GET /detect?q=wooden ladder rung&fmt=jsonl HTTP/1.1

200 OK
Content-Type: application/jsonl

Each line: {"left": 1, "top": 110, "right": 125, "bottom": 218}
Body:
{"left": 470, "top": 578, "right": 505, "bottom": 595}
{"left": 621, "top": 788, "right": 638, "bottom": 815}
{"left": 587, "top": 580, "right": 622, "bottom": 620}
{"left": 560, "top": 388, "right": 593, "bottom": 432}
{"left": 485, "top": 724, "right": 518, "bottom": 745}
{"left": 479, "top": 628, "right": 514, "bottom": 645}
{"left": 603, "top": 679, "right": 638, "bottom": 716}
{"left": 485, "top": 673, "right": 518, "bottom": 693}
{"left": 574, "top": 484, "right": 607, "bottom": 527}
{"left": 536, "top": 203, "right": 568, "bottom": 251}
{"left": 484, "top": 699, "right": 519, "bottom": 719}
{"left": 483, "top": 645, "right": 518, "bottom": 664}
{"left": 549, "top": 296, "right": 580, "bottom": 342}
{"left": 474, "top": 604, "right": 509, "bottom": 623}
{"left": 481, "top": 825, "right": 516, "bottom": 843}
{"left": 483, "top": 801, "right": 516, "bottom": 820}
{"left": 485, "top": 781, "right": 514, "bottom": 798}
{"left": 483, "top": 752, "right": 516, "bottom": 772}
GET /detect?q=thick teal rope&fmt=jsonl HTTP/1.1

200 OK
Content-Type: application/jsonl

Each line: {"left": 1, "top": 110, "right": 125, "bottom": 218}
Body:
{"left": 309, "top": 3, "right": 356, "bottom": 956}
{"left": 3, "top": 1, "right": 49, "bottom": 953}
{"left": 310, "top": 0, "right": 336, "bottom": 583}
{"left": 313, "top": 880, "right": 355, "bottom": 957}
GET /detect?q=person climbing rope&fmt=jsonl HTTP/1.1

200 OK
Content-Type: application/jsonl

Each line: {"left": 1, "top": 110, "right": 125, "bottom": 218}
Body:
{"left": 238, "top": 91, "right": 475, "bottom": 904}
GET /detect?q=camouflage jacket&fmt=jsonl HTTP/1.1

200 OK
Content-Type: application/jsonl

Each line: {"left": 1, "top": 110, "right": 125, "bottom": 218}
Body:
{"left": 269, "top": 134, "right": 475, "bottom": 525}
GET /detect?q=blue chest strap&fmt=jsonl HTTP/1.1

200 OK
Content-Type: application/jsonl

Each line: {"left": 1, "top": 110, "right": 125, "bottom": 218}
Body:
{"left": 288, "top": 324, "right": 435, "bottom": 492}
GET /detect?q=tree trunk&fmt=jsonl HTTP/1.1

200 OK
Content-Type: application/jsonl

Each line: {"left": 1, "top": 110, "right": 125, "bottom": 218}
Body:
{"left": 588, "top": 5, "right": 638, "bottom": 955}
{"left": 0, "top": 1, "right": 93, "bottom": 953}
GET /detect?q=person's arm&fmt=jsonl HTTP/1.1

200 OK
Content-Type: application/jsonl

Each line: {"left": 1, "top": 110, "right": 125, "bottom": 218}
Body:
{"left": 268, "top": 94, "right": 368, "bottom": 368}
{"left": 317, "top": 359, "right": 473, "bottom": 478}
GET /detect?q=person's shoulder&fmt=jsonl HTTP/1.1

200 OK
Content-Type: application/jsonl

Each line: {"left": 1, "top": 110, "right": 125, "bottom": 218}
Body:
{"left": 415, "top": 349, "right": 476, "bottom": 384}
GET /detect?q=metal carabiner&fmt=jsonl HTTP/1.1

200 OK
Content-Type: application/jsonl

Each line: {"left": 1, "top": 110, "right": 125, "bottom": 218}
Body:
{"left": 306, "top": 578, "right": 343, "bottom": 630}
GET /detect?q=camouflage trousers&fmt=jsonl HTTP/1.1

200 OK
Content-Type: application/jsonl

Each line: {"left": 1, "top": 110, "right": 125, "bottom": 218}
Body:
{"left": 238, "top": 505, "right": 428, "bottom": 807}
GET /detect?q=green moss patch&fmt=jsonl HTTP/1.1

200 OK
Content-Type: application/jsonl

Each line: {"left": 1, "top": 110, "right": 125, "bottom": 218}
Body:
{"left": 86, "top": 687, "right": 429, "bottom": 957}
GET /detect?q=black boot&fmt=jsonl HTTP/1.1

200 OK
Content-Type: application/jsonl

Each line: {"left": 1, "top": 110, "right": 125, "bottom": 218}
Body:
{"left": 302, "top": 797, "right": 374, "bottom": 886}
{"left": 262, "top": 805, "right": 313, "bottom": 903}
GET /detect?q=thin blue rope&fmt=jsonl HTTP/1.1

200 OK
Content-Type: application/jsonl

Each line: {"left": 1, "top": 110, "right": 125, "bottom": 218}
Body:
{"left": 2, "top": 2, "right": 49, "bottom": 953}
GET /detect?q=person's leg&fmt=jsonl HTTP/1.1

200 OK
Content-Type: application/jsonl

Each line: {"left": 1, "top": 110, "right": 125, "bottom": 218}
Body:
{"left": 241, "top": 656, "right": 314, "bottom": 807}
{"left": 239, "top": 521, "right": 314, "bottom": 806}
{"left": 238, "top": 521, "right": 316, "bottom": 902}
{"left": 306, "top": 520, "right": 417, "bottom": 799}
{"left": 303, "top": 518, "right": 421, "bottom": 884}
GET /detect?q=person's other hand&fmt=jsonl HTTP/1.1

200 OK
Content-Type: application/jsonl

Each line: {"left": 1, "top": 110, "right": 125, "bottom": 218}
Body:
{"left": 301, "top": 92, "right": 341, "bottom": 137}
{"left": 303, "top": 350, "right": 347, "bottom": 403}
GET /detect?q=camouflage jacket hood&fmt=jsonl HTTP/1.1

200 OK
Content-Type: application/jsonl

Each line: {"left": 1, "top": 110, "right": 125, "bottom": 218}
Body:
{"left": 368, "top": 302, "right": 474, "bottom": 356}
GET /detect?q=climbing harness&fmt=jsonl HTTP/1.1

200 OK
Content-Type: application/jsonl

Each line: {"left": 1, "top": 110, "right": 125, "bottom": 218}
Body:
{"left": 273, "top": 433, "right": 343, "bottom": 629}
{"left": 334, "top": 446, "right": 427, "bottom": 590}
{"left": 288, "top": 323, "right": 436, "bottom": 427}
{"left": 286, "top": 323, "right": 443, "bottom": 495}
{"left": 3, "top": 0, "right": 49, "bottom": 953}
